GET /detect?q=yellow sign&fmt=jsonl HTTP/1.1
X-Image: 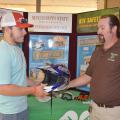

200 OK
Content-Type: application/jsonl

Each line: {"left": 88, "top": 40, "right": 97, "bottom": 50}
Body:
{"left": 33, "top": 50, "right": 64, "bottom": 60}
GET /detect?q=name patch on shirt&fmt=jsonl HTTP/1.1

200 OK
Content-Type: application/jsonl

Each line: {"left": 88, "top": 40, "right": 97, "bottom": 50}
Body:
{"left": 108, "top": 52, "right": 118, "bottom": 62}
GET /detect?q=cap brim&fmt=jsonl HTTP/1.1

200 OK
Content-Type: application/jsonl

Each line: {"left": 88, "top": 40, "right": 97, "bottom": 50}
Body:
{"left": 15, "top": 23, "right": 33, "bottom": 28}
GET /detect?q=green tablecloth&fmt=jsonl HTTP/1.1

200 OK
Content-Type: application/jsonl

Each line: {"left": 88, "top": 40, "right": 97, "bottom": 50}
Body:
{"left": 28, "top": 90, "right": 90, "bottom": 120}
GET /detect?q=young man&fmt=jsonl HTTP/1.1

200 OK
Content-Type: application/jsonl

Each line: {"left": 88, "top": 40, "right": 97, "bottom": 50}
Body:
{"left": 67, "top": 15, "right": 120, "bottom": 120}
{"left": 0, "top": 12, "right": 48, "bottom": 120}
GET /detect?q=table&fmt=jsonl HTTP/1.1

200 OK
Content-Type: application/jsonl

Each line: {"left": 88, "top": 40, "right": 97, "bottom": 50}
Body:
{"left": 28, "top": 90, "right": 90, "bottom": 120}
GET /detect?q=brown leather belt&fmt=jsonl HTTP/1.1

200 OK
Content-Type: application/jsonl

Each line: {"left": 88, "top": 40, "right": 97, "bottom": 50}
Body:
{"left": 94, "top": 101, "right": 119, "bottom": 108}
{"left": 96, "top": 103, "right": 113, "bottom": 108}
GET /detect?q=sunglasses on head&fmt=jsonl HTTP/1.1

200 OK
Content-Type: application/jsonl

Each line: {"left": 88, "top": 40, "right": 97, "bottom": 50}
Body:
{"left": 18, "top": 18, "right": 28, "bottom": 23}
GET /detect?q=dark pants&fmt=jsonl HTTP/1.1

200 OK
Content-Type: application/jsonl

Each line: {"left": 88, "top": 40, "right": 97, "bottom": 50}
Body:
{"left": 0, "top": 109, "right": 28, "bottom": 120}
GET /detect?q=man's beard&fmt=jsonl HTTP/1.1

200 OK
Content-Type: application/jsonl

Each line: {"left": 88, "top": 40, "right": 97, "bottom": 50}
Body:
{"left": 98, "top": 34, "right": 105, "bottom": 44}
{"left": 10, "top": 32, "right": 24, "bottom": 44}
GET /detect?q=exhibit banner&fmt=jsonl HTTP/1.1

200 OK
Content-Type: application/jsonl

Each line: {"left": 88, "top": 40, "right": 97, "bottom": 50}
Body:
{"left": 77, "top": 7, "right": 119, "bottom": 33}
{"left": 29, "top": 34, "right": 69, "bottom": 80}
{"left": 76, "top": 35, "right": 99, "bottom": 91}
{"left": 28, "top": 13, "right": 72, "bottom": 33}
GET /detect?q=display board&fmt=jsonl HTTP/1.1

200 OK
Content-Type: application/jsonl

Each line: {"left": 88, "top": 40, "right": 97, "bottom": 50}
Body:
{"left": 77, "top": 7, "right": 119, "bottom": 33}
{"left": 28, "top": 13, "right": 72, "bottom": 33}
{"left": 29, "top": 34, "right": 69, "bottom": 80}
{"left": 76, "top": 35, "right": 99, "bottom": 92}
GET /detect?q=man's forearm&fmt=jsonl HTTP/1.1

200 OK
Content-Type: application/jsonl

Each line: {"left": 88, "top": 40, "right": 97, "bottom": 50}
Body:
{"left": 68, "top": 74, "right": 92, "bottom": 88}
{"left": 27, "top": 76, "right": 41, "bottom": 86}
{"left": 0, "top": 84, "right": 35, "bottom": 96}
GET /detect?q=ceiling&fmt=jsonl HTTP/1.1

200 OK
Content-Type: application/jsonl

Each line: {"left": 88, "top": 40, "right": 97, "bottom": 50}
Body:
{"left": 0, "top": 0, "right": 98, "bottom": 13}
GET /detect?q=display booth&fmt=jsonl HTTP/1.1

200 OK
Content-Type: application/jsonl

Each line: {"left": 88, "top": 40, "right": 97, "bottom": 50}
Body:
{"left": 0, "top": 7, "right": 120, "bottom": 120}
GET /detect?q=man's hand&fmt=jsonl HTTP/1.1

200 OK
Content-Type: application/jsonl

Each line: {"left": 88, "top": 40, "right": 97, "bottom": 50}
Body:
{"left": 32, "top": 84, "right": 48, "bottom": 98}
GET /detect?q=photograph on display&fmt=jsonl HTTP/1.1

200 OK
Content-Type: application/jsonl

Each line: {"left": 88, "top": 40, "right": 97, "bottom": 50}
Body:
{"left": 76, "top": 35, "right": 99, "bottom": 92}
{"left": 29, "top": 34, "right": 69, "bottom": 81}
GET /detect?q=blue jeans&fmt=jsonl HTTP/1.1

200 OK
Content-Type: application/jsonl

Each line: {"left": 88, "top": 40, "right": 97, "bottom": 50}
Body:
{"left": 0, "top": 109, "right": 28, "bottom": 120}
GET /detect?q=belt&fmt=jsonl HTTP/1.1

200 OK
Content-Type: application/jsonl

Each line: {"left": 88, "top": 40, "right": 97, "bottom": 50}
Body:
{"left": 94, "top": 101, "right": 119, "bottom": 108}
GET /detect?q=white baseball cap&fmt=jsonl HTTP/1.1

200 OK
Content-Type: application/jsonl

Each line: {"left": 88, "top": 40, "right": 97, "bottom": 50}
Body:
{"left": 1, "top": 11, "right": 33, "bottom": 28}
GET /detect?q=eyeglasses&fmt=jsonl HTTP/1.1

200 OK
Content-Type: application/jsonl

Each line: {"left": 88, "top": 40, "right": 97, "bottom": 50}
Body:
{"left": 17, "top": 18, "right": 28, "bottom": 23}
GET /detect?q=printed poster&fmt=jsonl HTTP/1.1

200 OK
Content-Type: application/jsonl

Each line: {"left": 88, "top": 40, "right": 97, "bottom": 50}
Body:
{"left": 77, "top": 7, "right": 119, "bottom": 33}
{"left": 29, "top": 35, "right": 69, "bottom": 81}
{"left": 76, "top": 35, "right": 99, "bottom": 92}
{"left": 28, "top": 13, "right": 72, "bottom": 33}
